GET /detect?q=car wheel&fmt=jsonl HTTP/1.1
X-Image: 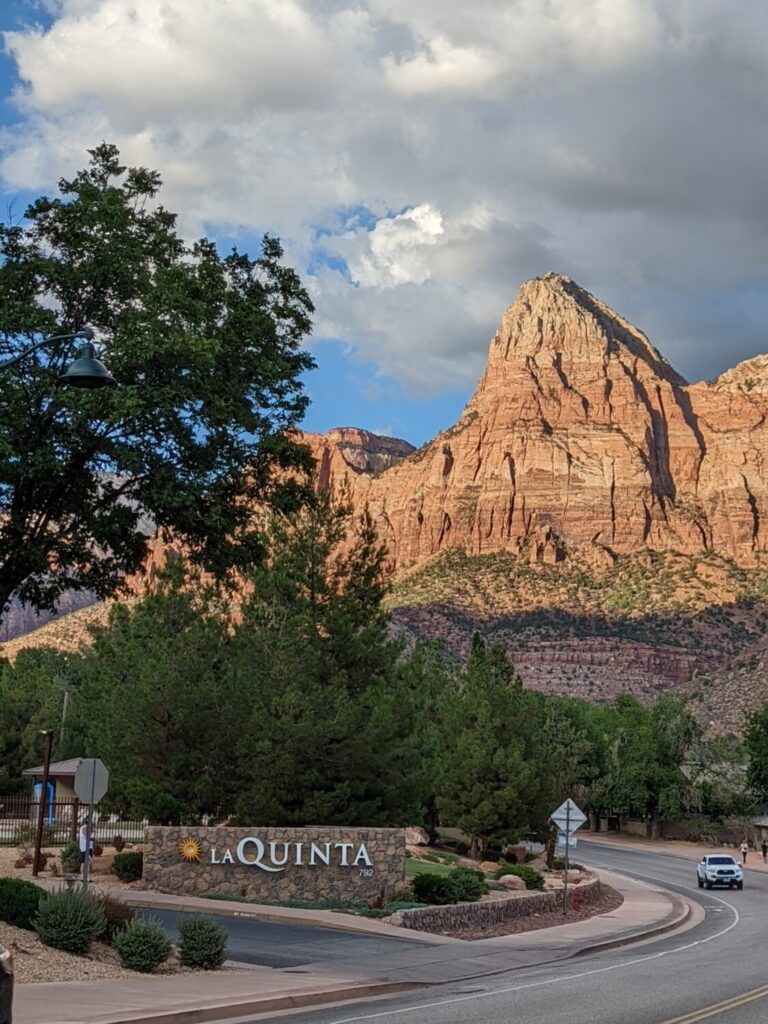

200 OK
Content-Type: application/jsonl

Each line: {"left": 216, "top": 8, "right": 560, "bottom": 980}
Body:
{"left": 697, "top": 876, "right": 703, "bottom": 888}
{"left": 737, "top": 882, "right": 743, "bottom": 890}
{"left": 705, "top": 879, "right": 713, "bottom": 889}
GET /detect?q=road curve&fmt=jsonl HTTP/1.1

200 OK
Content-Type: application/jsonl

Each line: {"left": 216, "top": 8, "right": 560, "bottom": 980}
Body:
{"left": 244, "top": 841, "right": 768, "bottom": 1024}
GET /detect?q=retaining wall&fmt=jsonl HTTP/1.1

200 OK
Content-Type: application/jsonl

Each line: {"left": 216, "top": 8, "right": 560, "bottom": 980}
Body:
{"left": 394, "top": 876, "right": 600, "bottom": 932}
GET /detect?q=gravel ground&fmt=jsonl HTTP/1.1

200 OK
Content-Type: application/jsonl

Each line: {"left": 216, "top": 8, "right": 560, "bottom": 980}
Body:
{"left": 0, "top": 846, "right": 145, "bottom": 889}
{"left": 0, "top": 922, "right": 196, "bottom": 983}
{"left": 441, "top": 884, "right": 625, "bottom": 940}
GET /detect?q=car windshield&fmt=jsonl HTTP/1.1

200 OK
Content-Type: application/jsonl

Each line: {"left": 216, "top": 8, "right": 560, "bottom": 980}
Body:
{"left": 707, "top": 857, "right": 736, "bottom": 865}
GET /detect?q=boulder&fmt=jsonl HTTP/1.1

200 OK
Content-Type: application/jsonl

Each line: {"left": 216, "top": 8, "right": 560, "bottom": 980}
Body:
{"left": 479, "top": 860, "right": 499, "bottom": 873}
{"left": 497, "top": 874, "right": 527, "bottom": 891}
{"left": 405, "top": 826, "right": 430, "bottom": 846}
{"left": 563, "top": 870, "right": 582, "bottom": 884}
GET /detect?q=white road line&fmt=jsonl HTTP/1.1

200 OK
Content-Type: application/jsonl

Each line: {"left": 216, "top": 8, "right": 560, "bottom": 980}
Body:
{"left": 326, "top": 876, "right": 739, "bottom": 1024}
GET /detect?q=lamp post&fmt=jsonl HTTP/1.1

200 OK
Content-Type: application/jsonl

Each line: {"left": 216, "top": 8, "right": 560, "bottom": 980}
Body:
{"left": 0, "top": 328, "right": 116, "bottom": 387}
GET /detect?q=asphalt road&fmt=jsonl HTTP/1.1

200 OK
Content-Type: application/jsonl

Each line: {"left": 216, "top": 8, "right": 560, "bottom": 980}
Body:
{"left": 216, "top": 841, "right": 768, "bottom": 1024}
{"left": 141, "top": 909, "right": 439, "bottom": 969}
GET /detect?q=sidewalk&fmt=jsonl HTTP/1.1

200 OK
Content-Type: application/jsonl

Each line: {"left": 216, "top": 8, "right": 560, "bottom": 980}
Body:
{"left": 15, "top": 869, "right": 691, "bottom": 1024}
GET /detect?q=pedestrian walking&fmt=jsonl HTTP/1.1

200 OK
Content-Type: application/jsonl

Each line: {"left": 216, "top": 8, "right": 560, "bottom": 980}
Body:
{"left": 761, "top": 840, "right": 767, "bottom": 864}
{"left": 740, "top": 839, "right": 749, "bottom": 864}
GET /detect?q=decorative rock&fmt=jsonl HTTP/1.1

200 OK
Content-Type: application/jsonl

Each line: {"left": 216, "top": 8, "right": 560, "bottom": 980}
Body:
{"left": 479, "top": 860, "right": 499, "bottom": 873}
{"left": 564, "top": 870, "right": 582, "bottom": 883}
{"left": 497, "top": 874, "right": 527, "bottom": 891}
{"left": 405, "top": 826, "right": 430, "bottom": 846}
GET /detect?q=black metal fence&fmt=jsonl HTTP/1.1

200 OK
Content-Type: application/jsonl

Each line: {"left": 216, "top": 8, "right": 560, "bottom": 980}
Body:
{"left": 0, "top": 795, "right": 147, "bottom": 847}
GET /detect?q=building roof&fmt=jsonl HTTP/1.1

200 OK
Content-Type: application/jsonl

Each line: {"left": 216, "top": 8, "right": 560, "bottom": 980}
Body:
{"left": 753, "top": 816, "right": 768, "bottom": 827}
{"left": 23, "top": 758, "right": 83, "bottom": 777}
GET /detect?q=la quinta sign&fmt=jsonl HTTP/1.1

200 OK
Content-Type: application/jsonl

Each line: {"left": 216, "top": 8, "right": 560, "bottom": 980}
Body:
{"left": 144, "top": 826, "right": 405, "bottom": 902}
{"left": 204, "top": 836, "right": 373, "bottom": 872}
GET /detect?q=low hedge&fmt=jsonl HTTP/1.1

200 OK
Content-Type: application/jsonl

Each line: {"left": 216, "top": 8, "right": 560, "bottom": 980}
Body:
{"left": 0, "top": 877, "right": 45, "bottom": 930}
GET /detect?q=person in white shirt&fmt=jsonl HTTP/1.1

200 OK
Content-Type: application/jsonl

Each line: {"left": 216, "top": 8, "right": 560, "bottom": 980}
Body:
{"left": 78, "top": 823, "right": 94, "bottom": 877}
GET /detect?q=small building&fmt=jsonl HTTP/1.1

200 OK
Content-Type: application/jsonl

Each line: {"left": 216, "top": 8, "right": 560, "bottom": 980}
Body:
{"left": 752, "top": 816, "right": 768, "bottom": 843}
{"left": 23, "top": 758, "right": 84, "bottom": 802}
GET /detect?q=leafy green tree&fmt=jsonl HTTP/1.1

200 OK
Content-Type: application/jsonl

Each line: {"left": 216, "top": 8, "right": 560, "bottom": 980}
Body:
{"left": 70, "top": 564, "right": 239, "bottom": 820}
{"left": 594, "top": 693, "right": 701, "bottom": 837}
{"left": 744, "top": 705, "right": 768, "bottom": 804}
{"left": 435, "top": 635, "right": 539, "bottom": 856}
{"left": 232, "top": 489, "right": 425, "bottom": 826}
{"left": 0, "top": 648, "right": 80, "bottom": 793}
{"left": 0, "top": 144, "right": 314, "bottom": 621}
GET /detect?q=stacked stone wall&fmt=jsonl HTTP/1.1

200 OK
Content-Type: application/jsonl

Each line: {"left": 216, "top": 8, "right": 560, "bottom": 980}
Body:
{"left": 394, "top": 876, "right": 600, "bottom": 932}
{"left": 143, "top": 826, "right": 405, "bottom": 902}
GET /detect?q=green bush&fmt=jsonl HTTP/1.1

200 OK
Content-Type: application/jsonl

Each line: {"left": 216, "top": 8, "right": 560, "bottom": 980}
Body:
{"left": 493, "top": 865, "right": 544, "bottom": 890}
{"left": 0, "top": 877, "right": 45, "bottom": 930}
{"left": 112, "top": 851, "right": 143, "bottom": 883}
{"left": 61, "top": 839, "right": 81, "bottom": 874}
{"left": 34, "top": 887, "right": 106, "bottom": 954}
{"left": 411, "top": 873, "right": 458, "bottom": 905}
{"left": 98, "top": 894, "right": 137, "bottom": 942}
{"left": 113, "top": 917, "right": 172, "bottom": 972}
{"left": 178, "top": 914, "right": 228, "bottom": 969}
{"left": 450, "top": 867, "right": 486, "bottom": 901}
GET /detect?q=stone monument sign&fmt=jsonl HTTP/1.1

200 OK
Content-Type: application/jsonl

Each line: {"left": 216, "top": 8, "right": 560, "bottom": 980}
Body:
{"left": 143, "top": 826, "right": 406, "bottom": 901}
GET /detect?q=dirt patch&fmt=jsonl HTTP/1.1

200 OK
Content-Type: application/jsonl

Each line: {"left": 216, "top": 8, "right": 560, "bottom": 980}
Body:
{"left": 0, "top": 846, "right": 145, "bottom": 890}
{"left": 440, "top": 884, "right": 624, "bottom": 940}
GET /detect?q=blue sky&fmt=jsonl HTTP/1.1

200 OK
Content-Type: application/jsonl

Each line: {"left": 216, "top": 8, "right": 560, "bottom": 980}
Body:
{"left": 2, "top": 1, "right": 768, "bottom": 447}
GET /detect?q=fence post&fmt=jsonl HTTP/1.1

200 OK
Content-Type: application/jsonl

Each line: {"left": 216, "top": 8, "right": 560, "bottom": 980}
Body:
{"left": 70, "top": 799, "right": 80, "bottom": 844}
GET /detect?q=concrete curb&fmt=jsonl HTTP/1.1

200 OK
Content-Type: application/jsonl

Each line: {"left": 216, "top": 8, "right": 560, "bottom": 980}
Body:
{"left": 88, "top": 981, "right": 427, "bottom": 1024}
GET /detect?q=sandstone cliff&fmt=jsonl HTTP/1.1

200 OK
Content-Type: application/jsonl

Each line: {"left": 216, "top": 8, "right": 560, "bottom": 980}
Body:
{"left": 351, "top": 274, "right": 768, "bottom": 570}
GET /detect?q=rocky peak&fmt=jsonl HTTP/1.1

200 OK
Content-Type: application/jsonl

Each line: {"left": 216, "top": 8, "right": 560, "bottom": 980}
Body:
{"left": 484, "top": 273, "right": 686, "bottom": 386}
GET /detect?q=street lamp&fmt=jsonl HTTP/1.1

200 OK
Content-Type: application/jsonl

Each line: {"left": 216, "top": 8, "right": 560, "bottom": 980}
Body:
{"left": 0, "top": 328, "right": 116, "bottom": 388}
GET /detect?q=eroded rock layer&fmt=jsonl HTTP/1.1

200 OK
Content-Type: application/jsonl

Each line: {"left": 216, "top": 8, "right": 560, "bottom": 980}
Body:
{"left": 352, "top": 274, "right": 768, "bottom": 570}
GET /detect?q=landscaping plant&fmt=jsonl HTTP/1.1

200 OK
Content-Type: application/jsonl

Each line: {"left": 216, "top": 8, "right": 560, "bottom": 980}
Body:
{"left": 113, "top": 917, "right": 172, "bottom": 972}
{"left": 411, "top": 873, "right": 458, "bottom": 905}
{"left": 493, "top": 865, "right": 545, "bottom": 890}
{"left": 450, "top": 866, "right": 487, "bottom": 901}
{"left": 34, "top": 887, "right": 106, "bottom": 954}
{"left": 61, "top": 839, "right": 81, "bottom": 874}
{"left": 112, "top": 851, "right": 143, "bottom": 882}
{"left": 0, "top": 877, "right": 45, "bottom": 929}
{"left": 178, "top": 914, "right": 228, "bottom": 969}
{"left": 98, "top": 894, "right": 137, "bottom": 942}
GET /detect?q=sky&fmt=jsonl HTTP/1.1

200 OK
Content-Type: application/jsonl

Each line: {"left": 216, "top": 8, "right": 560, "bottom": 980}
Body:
{"left": 1, "top": 1, "right": 768, "bottom": 446}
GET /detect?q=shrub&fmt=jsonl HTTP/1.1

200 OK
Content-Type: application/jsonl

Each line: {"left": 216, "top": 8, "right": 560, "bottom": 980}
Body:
{"left": 450, "top": 867, "right": 486, "bottom": 902}
{"left": 113, "top": 917, "right": 171, "bottom": 972}
{"left": 0, "top": 877, "right": 45, "bottom": 929}
{"left": 178, "top": 914, "right": 228, "bottom": 969}
{"left": 454, "top": 840, "right": 470, "bottom": 856}
{"left": 411, "top": 873, "right": 458, "bottom": 905}
{"left": 112, "top": 851, "right": 143, "bottom": 882}
{"left": 61, "top": 840, "right": 81, "bottom": 874}
{"left": 34, "top": 887, "right": 106, "bottom": 954}
{"left": 113, "top": 834, "right": 126, "bottom": 852}
{"left": 494, "top": 865, "right": 544, "bottom": 890}
{"left": 98, "top": 894, "right": 137, "bottom": 942}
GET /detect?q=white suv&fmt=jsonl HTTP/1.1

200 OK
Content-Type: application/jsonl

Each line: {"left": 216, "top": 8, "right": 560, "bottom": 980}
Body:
{"left": 696, "top": 854, "right": 743, "bottom": 890}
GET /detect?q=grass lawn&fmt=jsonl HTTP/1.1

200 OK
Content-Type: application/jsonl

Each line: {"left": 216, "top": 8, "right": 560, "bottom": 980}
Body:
{"left": 405, "top": 857, "right": 461, "bottom": 878}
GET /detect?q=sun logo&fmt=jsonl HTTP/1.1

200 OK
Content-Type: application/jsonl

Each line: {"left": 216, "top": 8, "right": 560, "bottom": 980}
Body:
{"left": 179, "top": 839, "right": 202, "bottom": 863}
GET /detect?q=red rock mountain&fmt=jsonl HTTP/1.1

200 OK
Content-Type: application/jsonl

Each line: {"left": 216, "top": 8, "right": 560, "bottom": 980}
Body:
{"left": 347, "top": 274, "right": 768, "bottom": 570}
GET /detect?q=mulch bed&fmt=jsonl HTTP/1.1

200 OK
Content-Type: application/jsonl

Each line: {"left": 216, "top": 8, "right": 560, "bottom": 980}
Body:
{"left": 443, "top": 884, "right": 624, "bottom": 940}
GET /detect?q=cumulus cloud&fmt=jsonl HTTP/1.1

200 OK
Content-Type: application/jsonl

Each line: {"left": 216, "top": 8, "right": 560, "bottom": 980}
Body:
{"left": 2, "top": 0, "right": 768, "bottom": 393}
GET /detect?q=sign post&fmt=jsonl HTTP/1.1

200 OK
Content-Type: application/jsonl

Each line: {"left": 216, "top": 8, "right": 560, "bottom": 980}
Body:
{"left": 550, "top": 798, "right": 587, "bottom": 912}
{"left": 73, "top": 759, "right": 109, "bottom": 886}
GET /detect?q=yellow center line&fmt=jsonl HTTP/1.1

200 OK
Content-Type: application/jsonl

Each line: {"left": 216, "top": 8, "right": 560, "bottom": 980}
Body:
{"left": 658, "top": 984, "right": 768, "bottom": 1024}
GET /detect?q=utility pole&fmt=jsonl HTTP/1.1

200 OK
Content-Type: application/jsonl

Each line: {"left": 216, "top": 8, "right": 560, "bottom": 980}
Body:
{"left": 32, "top": 730, "right": 54, "bottom": 877}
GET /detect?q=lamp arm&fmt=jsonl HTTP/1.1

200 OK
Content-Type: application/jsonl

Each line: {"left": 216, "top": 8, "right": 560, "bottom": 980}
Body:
{"left": 0, "top": 329, "right": 94, "bottom": 374}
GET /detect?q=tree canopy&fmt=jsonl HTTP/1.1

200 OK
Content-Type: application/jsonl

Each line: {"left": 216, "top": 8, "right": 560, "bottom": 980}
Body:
{"left": 0, "top": 144, "right": 314, "bottom": 621}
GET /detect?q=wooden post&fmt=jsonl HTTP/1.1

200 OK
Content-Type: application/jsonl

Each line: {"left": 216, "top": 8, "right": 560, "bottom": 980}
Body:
{"left": 70, "top": 798, "right": 80, "bottom": 843}
{"left": 32, "top": 731, "right": 53, "bottom": 877}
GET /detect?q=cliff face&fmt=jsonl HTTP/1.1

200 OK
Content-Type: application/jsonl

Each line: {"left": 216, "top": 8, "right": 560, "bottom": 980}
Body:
{"left": 352, "top": 274, "right": 768, "bottom": 570}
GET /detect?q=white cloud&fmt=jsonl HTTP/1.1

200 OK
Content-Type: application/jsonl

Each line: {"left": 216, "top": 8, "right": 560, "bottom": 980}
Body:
{"left": 2, "top": 0, "right": 768, "bottom": 393}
